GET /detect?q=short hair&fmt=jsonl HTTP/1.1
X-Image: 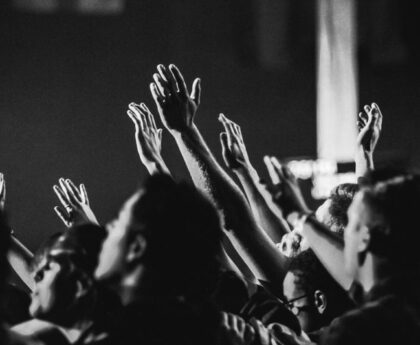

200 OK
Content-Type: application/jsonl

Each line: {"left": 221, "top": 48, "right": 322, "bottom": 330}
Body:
{"left": 130, "top": 174, "right": 223, "bottom": 298}
{"left": 288, "top": 249, "right": 353, "bottom": 323}
{"left": 362, "top": 174, "right": 420, "bottom": 265}
{"left": 327, "top": 183, "right": 359, "bottom": 235}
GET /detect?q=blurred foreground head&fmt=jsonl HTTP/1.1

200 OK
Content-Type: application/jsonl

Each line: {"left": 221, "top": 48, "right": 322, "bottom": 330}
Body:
{"left": 95, "top": 174, "right": 223, "bottom": 300}
{"left": 345, "top": 173, "right": 420, "bottom": 281}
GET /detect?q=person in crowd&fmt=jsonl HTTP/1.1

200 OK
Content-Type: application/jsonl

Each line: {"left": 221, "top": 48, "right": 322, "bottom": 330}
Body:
{"left": 148, "top": 64, "right": 290, "bottom": 299}
{"left": 273, "top": 173, "right": 420, "bottom": 344}
{"left": 12, "top": 224, "right": 117, "bottom": 345}
{"left": 0, "top": 210, "right": 39, "bottom": 345}
{"left": 94, "top": 173, "right": 224, "bottom": 345}
{"left": 282, "top": 249, "right": 353, "bottom": 338}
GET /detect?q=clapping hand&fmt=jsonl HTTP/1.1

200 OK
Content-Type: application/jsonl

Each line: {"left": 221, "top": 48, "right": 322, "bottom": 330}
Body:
{"left": 150, "top": 64, "right": 201, "bottom": 133}
{"left": 264, "top": 157, "right": 310, "bottom": 218}
{"left": 357, "top": 103, "right": 383, "bottom": 155}
{"left": 127, "top": 102, "right": 167, "bottom": 173}
{"left": 53, "top": 178, "right": 99, "bottom": 227}
{"left": 219, "top": 113, "right": 252, "bottom": 172}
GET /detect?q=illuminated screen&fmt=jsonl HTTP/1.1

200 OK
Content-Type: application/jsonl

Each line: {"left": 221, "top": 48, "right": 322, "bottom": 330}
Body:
{"left": 13, "top": 0, "right": 125, "bottom": 14}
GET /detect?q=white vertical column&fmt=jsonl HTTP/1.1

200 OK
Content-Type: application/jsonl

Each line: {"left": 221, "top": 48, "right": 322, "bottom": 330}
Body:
{"left": 316, "top": 0, "right": 358, "bottom": 161}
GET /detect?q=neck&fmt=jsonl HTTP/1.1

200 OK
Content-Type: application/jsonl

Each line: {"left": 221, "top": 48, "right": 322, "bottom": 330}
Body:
{"left": 357, "top": 253, "right": 376, "bottom": 293}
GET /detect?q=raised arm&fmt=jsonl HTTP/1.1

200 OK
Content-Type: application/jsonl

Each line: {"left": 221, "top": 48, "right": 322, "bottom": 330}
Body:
{"left": 355, "top": 103, "right": 383, "bottom": 178}
{"left": 127, "top": 102, "right": 171, "bottom": 176}
{"left": 1, "top": 174, "right": 34, "bottom": 290}
{"left": 218, "top": 114, "right": 290, "bottom": 243}
{"left": 53, "top": 178, "right": 99, "bottom": 227}
{"left": 149, "top": 64, "right": 288, "bottom": 291}
{"left": 264, "top": 158, "right": 352, "bottom": 290}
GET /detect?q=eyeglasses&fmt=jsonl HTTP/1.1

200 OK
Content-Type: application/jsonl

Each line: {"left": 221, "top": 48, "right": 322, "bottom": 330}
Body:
{"left": 282, "top": 294, "right": 313, "bottom": 316}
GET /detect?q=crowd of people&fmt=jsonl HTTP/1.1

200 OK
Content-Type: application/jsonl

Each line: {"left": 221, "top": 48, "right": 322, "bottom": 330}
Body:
{"left": 1, "top": 64, "right": 420, "bottom": 345}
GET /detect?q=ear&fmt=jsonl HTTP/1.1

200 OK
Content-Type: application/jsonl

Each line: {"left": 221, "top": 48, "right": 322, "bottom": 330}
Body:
{"left": 358, "top": 225, "right": 371, "bottom": 253}
{"left": 75, "top": 273, "right": 93, "bottom": 299}
{"left": 313, "top": 290, "right": 327, "bottom": 314}
{"left": 126, "top": 233, "right": 147, "bottom": 264}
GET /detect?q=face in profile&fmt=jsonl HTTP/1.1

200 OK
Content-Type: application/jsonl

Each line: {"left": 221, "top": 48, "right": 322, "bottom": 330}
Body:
{"left": 30, "top": 256, "right": 76, "bottom": 321}
{"left": 344, "top": 191, "right": 370, "bottom": 280}
{"left": 95, "top": 192, "right": 141, "bottom": 282}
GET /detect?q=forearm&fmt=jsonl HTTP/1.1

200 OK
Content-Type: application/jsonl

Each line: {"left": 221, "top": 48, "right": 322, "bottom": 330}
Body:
{"left": 171, "top": 126, "right": 288, "bottom": 287}
{"left": 144, "top": 159, "right": 172, "bottom": 177}
{"left": 236, "top": 169, "right": 290, "bottom": 243}
{"left": 301, "top": 217, "right": 352, "bottom": 290}
{"left": 355, "top": 149, "right": 374, "bottom": 178}
{"left": 8, "top": 236, "right": 34, "bottom": 291}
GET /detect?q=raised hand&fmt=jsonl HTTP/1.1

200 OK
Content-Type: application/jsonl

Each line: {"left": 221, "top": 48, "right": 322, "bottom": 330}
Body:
{"left": 0, "top": 173, "right": 5, "bottom": 211}
{"left": 127, "top": 102, "right": 170, "bottom": 175}
{"left": 357, "top": 102, "right": 383, "bottom": 155}
{"left": 150, "top": 64, "right": 201, "bottom": 133}
{"left": 219, "top": 113, "right": 252, "bottom": 172}
{"left": 221, "top": 313, "right": 256, "bottom": 345}
{"left": 264, "top": 156, "right": 310, "bottom": 217}
{"left": 53, "top": 178, "right": 99, "bottom": 227}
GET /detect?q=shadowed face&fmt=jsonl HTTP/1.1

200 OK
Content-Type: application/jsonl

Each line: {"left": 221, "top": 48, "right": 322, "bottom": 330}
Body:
{"left": 30, "top": 256, "right": 76, "bottom": 321}
{"left": 95, "top": 191, "right": 141, "bottom": 282}
{"left": 344, "top": 191, "right": 372, "bottom": 281}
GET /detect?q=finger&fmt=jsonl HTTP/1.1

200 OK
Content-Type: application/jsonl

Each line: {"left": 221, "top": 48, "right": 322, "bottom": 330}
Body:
{"left": 140, "top": 103, "right": 158, "bottom": 131}
{"left": 372, "top": 102, "right": 383, "bottom": 129}
{"left": 150, "top": 82, "right": 165, "bottom": 107}
{"left": 190, "top": 78, "right": 201, "bottom": 105}
{"left": 270, "top": 157, "right": 286, "bottom": 181}
{"left": 157, "top": 64, "right": 177, "bottom": 94}
{"left": 158, "top": 128, "right": 163, "bottom": 142}
{"left": 169, "top": 64, "right": 188, "bottom": 98}
{"left": 80, "top": 184, "right": 89, "bottom": 205}
{"left": 358, "top": 112, "right": 368, "bottom": 126}
{"left": 153, "top": 73, "right": 171, "bottom": 98}
{"left": 127, "top": 110, "right": 142, "bottom": 132}
{"left": 65, "top": 179, "right": 83, "bottom": 204}
{"left": 129, "top": 104, "right": 149, "bottom": 132}
{"left": 221, "top": 312, "right": 229, "bottom": 328}
{"left": 54, "top": 206, "right": 72, "bottom": 228}
{"left": 364, "top": 104, "right": 372, "bottom": 115}
{"left": 0, "top": 173, "right": 5, "bottom": 201}
{"left": 281, "top": 164, "right": 294, "bottom": 181}
{"left": 264, "top": 156, "right": 280, "bottom": 184}
{"left": 53, "top": 184, "right": 73, "bottom": 209}
{"left": 59, "top": 178, "right": 71, "bottom": 200}
{"left": 218, "top": 114, "right": 233, "bottom": 147}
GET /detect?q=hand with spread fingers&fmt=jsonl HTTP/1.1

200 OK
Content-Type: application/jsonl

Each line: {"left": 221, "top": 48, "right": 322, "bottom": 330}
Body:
{"left": 264, "top": 156, "right": 310, "bottom": 218}
{"left": 357, "top": 102, "right": 383, "bottom": 155}
{"left": 219, "top": 113, "right": 253, "bottom": 173}
{"left": 53, "top": 178, "right": 99, "bottom": 228}
{"left": 355, "top": 102, "right": 383, "bottom": 177}
{"left": 127, "top": 102, "right": 170, "bottom": 175}
{"left": 0, "top": 173, "right": 5, "bottom": 211}
{"left": 150, "top": 64, "right": 201, "bottom": 133}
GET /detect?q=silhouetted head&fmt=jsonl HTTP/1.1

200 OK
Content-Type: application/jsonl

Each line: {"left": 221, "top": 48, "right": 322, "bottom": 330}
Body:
{"left": 95, "top": 174, "right": 223, "bottom": 300}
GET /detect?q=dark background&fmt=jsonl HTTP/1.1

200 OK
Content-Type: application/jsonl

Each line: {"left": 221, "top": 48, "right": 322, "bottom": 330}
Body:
{"left": 0, "top": 0, "right": 420, "bottom": 251}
